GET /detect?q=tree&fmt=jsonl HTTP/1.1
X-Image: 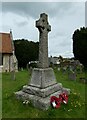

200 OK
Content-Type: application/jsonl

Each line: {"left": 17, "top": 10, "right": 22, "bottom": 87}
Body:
{"left": 14, "top": 39, "right": 39, "bottom": 69}
{"left": 72, "top": 27, "right": 87, "bottom": 68}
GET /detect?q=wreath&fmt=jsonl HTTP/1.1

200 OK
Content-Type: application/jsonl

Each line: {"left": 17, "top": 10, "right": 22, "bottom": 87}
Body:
{"left": 50, "top": 92, "right": 68, "bottom": 108}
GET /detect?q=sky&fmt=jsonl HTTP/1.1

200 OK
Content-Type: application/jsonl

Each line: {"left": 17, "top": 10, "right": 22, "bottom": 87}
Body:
{"left": 0, "top": 1, "right": 86, "bottom": 58}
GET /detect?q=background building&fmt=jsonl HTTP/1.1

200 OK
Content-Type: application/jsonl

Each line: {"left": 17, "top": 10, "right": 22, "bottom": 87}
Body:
{"left": 0, "top": 30, "right": 18, "bottom": 72}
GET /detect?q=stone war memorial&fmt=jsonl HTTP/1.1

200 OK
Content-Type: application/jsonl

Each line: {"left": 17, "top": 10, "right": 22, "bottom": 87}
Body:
{"left": 15, "top": 13, "right": 70, "bottom": 110}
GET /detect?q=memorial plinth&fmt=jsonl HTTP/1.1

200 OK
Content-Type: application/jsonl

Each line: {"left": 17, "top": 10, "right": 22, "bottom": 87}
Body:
{"left": 15, "top": 13, "right": 70, "bottom": 110}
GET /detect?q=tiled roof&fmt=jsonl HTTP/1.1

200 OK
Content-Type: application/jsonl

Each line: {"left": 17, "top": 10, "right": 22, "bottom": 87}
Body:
{"left": 0, "top": 33, "right": 13, "bottom": 54}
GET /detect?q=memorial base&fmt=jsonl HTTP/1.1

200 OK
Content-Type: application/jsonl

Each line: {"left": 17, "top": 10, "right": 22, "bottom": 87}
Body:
{"left": 15, "top": 68, "right": 70, "bottom": 110}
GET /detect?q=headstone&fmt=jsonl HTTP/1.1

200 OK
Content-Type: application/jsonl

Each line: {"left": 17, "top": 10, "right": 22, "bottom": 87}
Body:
{"left": 15, "top": 13, "right": 70, "bottom": 110}
{"left": 11, "top": 62, "right": 16, "bottom": 80}
{"left": 58, "top": 67, "right": 60, "bottom": 71}
{"left": 62, "top": 66, "right": 67, "bottom": 74}
{"left": 79, "top": 77, "right": 87, "bottom": 84}
{"left": 11, "top": 70, "right": 15, "bottom": 80}
{"left": 68, "top": 71, "right": 76, "bottom": 81}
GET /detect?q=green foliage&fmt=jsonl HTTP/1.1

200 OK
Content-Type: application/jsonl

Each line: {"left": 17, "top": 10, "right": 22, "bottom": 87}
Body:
{"left": 72, "top": 27, "right": 87, "bottom": 68}
{"left": 2, "top": 69, "right": 86, "bottom": 118}
{"left": 14, "top": 39, "right": 39, "bottom": 68}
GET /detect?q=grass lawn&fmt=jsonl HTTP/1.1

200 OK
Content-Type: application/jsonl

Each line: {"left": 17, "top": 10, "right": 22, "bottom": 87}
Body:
{"left": 0, "top": 73, "right": 2, "bottom": 119}
{"left": 2, "top": 69, "right": 86, "bottom": 119}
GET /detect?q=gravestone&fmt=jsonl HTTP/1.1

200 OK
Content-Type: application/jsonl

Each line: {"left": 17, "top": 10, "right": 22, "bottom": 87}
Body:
{"left": 15, "top": 13, "right": 70, "bottom": 110}
{"left": 68, "top": 66, "right": 76, "bottom": 81}
{"left": 58, "top": 67, "right": 60, "bottom": 71}
{"left": 68, "top": 71, "right": 76, "bottom": 81}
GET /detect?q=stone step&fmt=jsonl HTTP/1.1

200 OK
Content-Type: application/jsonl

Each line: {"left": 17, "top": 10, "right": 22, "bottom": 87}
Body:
{"left": 62, "top": 88, "right": 70, "bottom": 95}
{"left": 22, "top": 83, "right": 63, "bottom": 98}
{"left": 15, "top": 89, "right": 64, "bottom": 110}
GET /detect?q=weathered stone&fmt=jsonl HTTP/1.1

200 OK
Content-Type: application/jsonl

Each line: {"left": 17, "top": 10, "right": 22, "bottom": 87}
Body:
{"left": 11, "top": 70, "right": 16, "bottom": 80}
{"left": 15, "top": 13, "right": 70, "bottom": 110}
{"left": 36, "top": 13, "right": 51, "bottom": 68}
{"left": 15, "top": 88, "right": 70, "bottom": 110}
{"left": 79, "top": 77, "right": 87, "bottom": 84}
{"left": 62, "top": 88, "right": 70, "bottom": 95}
{"left": 29, "top": 68, "right": 57, "bottom": 88}
{"left": 68, "top": 72, "right": 76, "bottom": 81}
{"left": 23, "top": 83, "right": 62, "bottom": 98}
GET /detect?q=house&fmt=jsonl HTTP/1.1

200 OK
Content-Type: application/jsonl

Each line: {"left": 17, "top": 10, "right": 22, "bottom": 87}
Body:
{"left": 49, "top": 56, "right": 62, "bottom": 65}
{"left": 0, "top": 30, "right": 18, "bottom": 72}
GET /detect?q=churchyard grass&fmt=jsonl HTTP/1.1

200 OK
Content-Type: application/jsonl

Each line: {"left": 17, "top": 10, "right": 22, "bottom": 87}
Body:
{"left": 0, "top": 73, "right": 2, "bottom": 119}
{"left": 2, "top": 69, "right": 86, "bottom": 118}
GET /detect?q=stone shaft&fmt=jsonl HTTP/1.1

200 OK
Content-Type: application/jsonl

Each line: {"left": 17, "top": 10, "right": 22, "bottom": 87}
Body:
{"left": 36, "top": 13, "right": 51, "bottom": 68}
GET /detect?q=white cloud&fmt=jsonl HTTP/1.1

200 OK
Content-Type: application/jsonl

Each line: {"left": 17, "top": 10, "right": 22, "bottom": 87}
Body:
{"left": 0, "top": 2, "right": 2, "bottom": 31}
{"left": 1, "top": 0, "right": 86, "bottom": 2}
{"left": 0, "top": 2, "right": 85, "bottom": 58}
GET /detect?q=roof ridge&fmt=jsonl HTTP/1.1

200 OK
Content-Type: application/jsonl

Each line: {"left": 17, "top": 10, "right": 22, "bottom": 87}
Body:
{"left": 0, "top": 32, "right": 10, "bottom": 34}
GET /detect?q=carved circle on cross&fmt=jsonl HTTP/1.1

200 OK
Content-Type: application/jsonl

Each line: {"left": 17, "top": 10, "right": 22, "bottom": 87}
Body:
{"left": 36, "top": 13, "right": 51, "bottom": 33}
